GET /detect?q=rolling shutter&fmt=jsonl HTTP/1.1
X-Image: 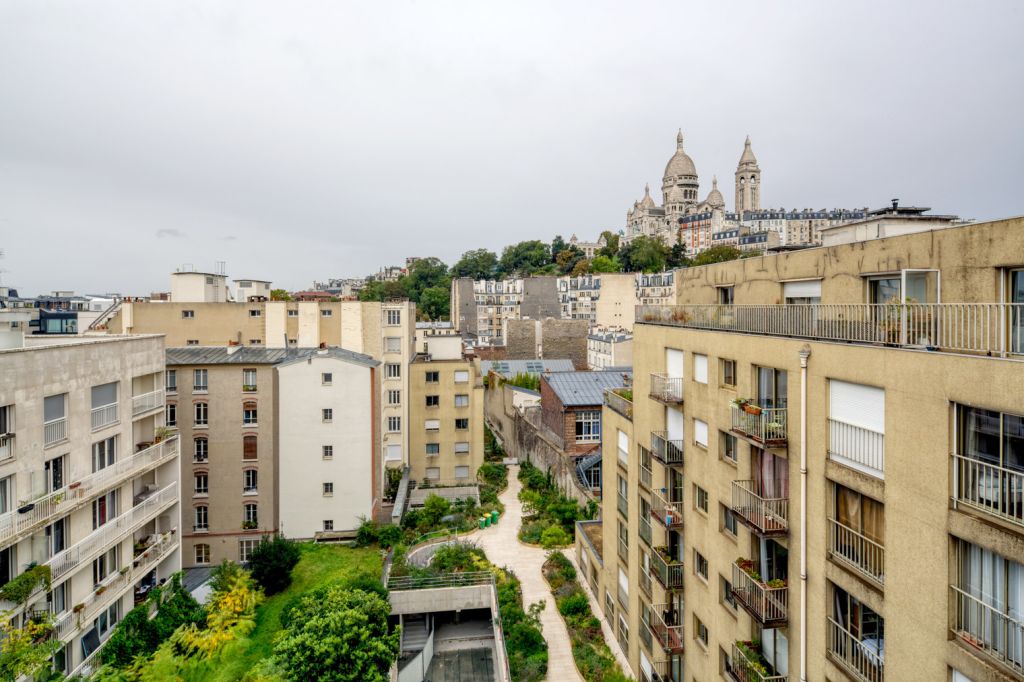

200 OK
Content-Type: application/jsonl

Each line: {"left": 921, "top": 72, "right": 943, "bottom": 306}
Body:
{"left": 829, "top": 380, "right": 884, "bottom": 433}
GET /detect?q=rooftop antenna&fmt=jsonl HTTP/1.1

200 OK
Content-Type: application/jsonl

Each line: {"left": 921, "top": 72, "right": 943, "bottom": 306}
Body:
{"left": 215, "top": 261, "right": 227, "bottom": 275}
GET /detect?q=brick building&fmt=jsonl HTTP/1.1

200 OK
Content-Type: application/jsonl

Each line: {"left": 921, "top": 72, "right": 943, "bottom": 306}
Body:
{"left": 539, "top": 370, "right": 631, "bottom": 456}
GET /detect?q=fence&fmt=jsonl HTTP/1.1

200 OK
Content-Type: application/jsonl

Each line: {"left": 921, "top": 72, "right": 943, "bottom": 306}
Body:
{"left": 828, "top": 419, "right": 885, "bottom": 477}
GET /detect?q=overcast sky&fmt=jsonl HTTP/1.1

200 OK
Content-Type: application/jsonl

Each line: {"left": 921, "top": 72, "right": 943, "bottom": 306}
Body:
{"left": 1, "top": 1, "right": 1021, "bottom": 295}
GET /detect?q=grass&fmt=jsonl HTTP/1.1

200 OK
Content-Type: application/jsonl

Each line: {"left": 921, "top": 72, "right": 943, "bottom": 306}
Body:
{"left": 205, "top": 543, "right": 382, "bottom": 681}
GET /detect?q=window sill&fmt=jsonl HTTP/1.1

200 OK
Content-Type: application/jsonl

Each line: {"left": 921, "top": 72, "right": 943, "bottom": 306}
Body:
{"left": 193, "top": 492, "right": 209, "bottom": 498}
{"left": 243, "top": 423, "right": 259, "bottom": 428}
{"left": 243, "top": 490, "right": 259, "bottom": 496}
{"left": 322, "top": 493, "right": 334, "bottom": 497}
{"left": 193, "top": 390, "right": 209, "bottom": 395}
{"left": 193, "top": 423, "right": 209, "bottom": 429}
{"left": 192, "top": 459, "right": 209, "bottom": 464}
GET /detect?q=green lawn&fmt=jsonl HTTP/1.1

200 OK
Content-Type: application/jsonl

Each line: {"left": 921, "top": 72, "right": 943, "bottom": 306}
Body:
{"left": 205, "top": 543, "right": 383, "bottom": 681}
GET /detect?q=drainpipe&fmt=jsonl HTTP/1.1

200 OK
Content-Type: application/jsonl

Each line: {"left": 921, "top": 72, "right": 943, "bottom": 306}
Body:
{"left": 798, "top": 345, "right": 811, "bottom": 682}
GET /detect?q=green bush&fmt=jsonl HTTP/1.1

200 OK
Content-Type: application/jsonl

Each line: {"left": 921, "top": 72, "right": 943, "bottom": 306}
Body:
{"left": 421, "top": 495, "right": 452, "bottom": 526}
{"left": 247, "top": 535, "right": 301, "bottom": 595}
{"left": 478, "top": 462, "right": 508, "bottom": 489}
{"left": 557, "top": 591, "right": 590, "bottom": 618}
{"left": 540, "top": 525, "right": 571, "bottom": 548}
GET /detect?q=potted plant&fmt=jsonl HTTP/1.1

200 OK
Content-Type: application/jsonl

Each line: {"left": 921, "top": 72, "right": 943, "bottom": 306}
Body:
{"left": 17, "top": 501, "right": 34, "bottom": 514}
{"left": 95, "top": 585, "right": 106, "bottom": 595}
{"left": 68, "top": 481, "right": 81, "bottom": 490}
{"left": 154, "top": 426, "right": 172, "bottom": 443}
{"left": 730, "top": 397, "right": 747, "bottom": 410}
{"left": 742, "top": 400, "right": 762, "bottom": 416}
{"left": 766, "top": 578, "right": 786, "bottom": 589}
{"left": 72, "top": 603, "right": 85, "bottom": 613}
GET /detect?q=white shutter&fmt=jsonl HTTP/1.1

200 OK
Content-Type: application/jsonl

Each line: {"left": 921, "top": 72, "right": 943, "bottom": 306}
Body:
{"left": 667, "top": 407, "right": 685, "bottom": 442}
{"left": 618, "top": 567, "right": 629, "bottom": 600}
{"left": 385, "top": 445, "right": 402, "bottom": 461}
{"left": 425, "top": 419, "right": 441, "bottom": 430}
{"left": 640, "top": 651, "right": 652, "bottom": 678}
{"left": 829, "top": 380, "right": 884, "bottom": 433}
{"left": 694, "top": 354, "right": 708, "bottom": 384}
{"left": 617, "top": 429, "right": 629, "bottom": 453}
{"left": 666, "top": 349, "right": 684, "bottom": 379}
{"left": 694, "top": 419, "right": 709, "bottom": 447}
{"left": 783, "top": 279, "right": 822, "bottom": 299}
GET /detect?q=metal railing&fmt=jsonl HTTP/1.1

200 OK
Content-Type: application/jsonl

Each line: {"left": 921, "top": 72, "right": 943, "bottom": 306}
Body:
{"left": 131, "top": 389, "right": 165, "bottom": 417}
{"left": 731, "top": 561, "right": 788, "bottom": 625}
{"left": 651, "top": 491, "right": 684, "bottom": 529}
{"left": 651, "top": 432, "right": 684, "bottom": 466}
{"left": 0, "top": 437, "right": 179, "bottom": 547}
{"left": 828, "top": 518, "right": 885, "bottom": 585}
{"left": 650, "top": 373, "right": 684, "bottom": 404}
{"left": 387, "top": 571, "right": 494, "bottom": 591}
{"left": 0, "top": 434, "right": 12, "bottom": 462}
{"left": 604, "top": 389, "right": 633, "bottom": 420}
{"left": 636, "top": 302, "right": 1024, "bottom": 357}
{"left": 950, "top": 585, "right": 1024, "bottom": 676}
{"left": 651, "top": 548, "right": 684, "bottom": 590}
{"left": 43, "top": 417, "right": 67, "bottom": 447}
{"left": 952, "top": 453, "right": 1024, "bottom": 528}
{"left": 829, "top": 419, "right": 884, "bottom": 477}
{"left": 617, "top": 493, "right": 629, "bottom": 519}
{"left": 730, "top": 642, "right": 787, "bottom": 682}
{"left": 826, "top": 617, "right": 884, "bottom": 682}
{"left": 91, "top": 403, "right": 119, "bottom": 431}
{"left": 650, "top": 604, "right": 685, "bottom": 653}
{"left": 639, "top": 516, "right": 652, "bottom": 547}
{"left": 731, "top": 480, "right": 788, "bottom": 535}
{"left": 731, "top": 406, "right": 787, "bottom": 445}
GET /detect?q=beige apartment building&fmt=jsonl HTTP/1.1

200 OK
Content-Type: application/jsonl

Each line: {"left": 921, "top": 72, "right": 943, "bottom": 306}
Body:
{"left": 578, "top": 217, "right": 1024, "bottom": 682}
{"left": 0, "top": 322, "right": 180, "bottom": 677}
{"left": 408, "top": 331, "right": 484, "bottom": 484}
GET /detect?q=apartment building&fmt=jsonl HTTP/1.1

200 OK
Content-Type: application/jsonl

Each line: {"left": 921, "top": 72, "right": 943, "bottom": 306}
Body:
{"left": 0, "top": 325, "right": 180, "bottom": 677}
{"left": 588, "top": 329, "right": 633, "bottom": 370}
{"left": 636, "top": 271, "right": 677, "bottom": 307}
{"left": 408, "top": 332, "right": 484, "bottom": 485}
{"left": 579, "top": 216, "right": 1024, "bottom": 682}
{"left": 560, "top": 273, "right": 637, "bottom": 330}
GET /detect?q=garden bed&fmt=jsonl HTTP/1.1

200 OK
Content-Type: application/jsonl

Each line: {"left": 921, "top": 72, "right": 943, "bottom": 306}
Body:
{"left": 518, "top": 461, "right": 596, "bottom": 548}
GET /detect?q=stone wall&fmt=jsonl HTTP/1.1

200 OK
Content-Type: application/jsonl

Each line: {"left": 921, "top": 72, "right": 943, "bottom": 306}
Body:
{"left": 505, "top": 317, "right": 588, "bottom": 369}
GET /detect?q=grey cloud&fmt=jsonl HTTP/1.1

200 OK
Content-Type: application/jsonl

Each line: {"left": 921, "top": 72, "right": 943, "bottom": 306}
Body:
{"left": 155, "top": 228, "right": 185, "bottom": 239}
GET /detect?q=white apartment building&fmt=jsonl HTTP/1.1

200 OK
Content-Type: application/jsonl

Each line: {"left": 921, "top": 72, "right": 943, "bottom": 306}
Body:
{"left": 587, "top": 329, "right": 633, "bottom": 370}
{"left": 0, "top": 322, "right": 180, "bottom": 677}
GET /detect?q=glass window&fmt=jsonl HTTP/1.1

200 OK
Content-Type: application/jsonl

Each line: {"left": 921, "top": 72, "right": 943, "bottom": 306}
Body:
{"left": 720, "top": 359, "right": 736, "bottom": 386}
{"left": 953, "top": 538, "right": 1024, "bottom": 669}
{"left": 194, "top": 505, "right": 209, "bottom": 531}
{"left": 321, "top": 309, "right": 332, "bottom": 317}
{"left": 44, "top": 394, "right": 66, "bottom": 422}
{"left": 194, "top": 473, "right": 208, "bottom": 495}
{"left": 454, "top": 394, "right": 469, "bottom": 407}
{"left": 425, "top": 395, "right": 439, "bottom": 407}
{"left": 243, "top": 369, "right": 257, "bottom": 391}
{"left": 386, "top": 363, "right": 401, "bottom": 379}
{"left": 243, "top": 402, "right": 258, "bottom": 425}
{"left": 194, "top": 437, "right": 208, "bottom": 462}
{"left": 425, "top": 371, "right": 439, "bottom": 383}
{"left": 322, "top": 408, "right": 333, "bottom": 422}
{"left": 322, "top": 445, "right": 333, "bottom": 459}
{"left": 323, "top": 519, "right": 334, "bottom": 531}
{"left": 387, "top": 390, "right": 401, "bottom": 405}
{"left": 92, "top": 491, "right": 117, "bottom": 529}
{"left": 166, "top": 370, "right": 177, "bottom": 392}
{"left": 722, "top": 505, "right": 737, "bottom": 536}
{"left": 694, "top": 354, "right": 708, "bottom": 384}
{"left": 182, "top": 310, "right": 194, "bottom": 319}
{"left": 720, "top": 431, "right": 737, "bottom": 463}
{"left": 244, "top": 503, "right": 258, "bottom": 524}
{"left": 243, "top": 435, "right": 257, "bottom": 460}
{"left": 193, "top": 369, "right": 208, "bottom": 392}
{"left": 455, "top": 418, "right": 469, "bottom": 430}
{"left": 322, "top": 482, "right": 334, "bottom": 495}
{"left": 92, "top": 436, "right": 116, "bottom": 472}
{"left": 694, "top": 485, "right": 709, "bottom": 513}
{"left": 194, "top": 544, "right": 210, "bottom": 564}
{"left": 426, "top": 443, "right": 440, "bottom": 455}
{"left": 243, "top": 469, "right": 258, "bottom": 493}
{"left": 239, "top": 538, "right": 258, "bottom": 561}
{"left": 575, "top": 411, "right": 601, "bottom": 442}
{"left": 694, "top": 419, "right": 709, "bottom": 447}
{"left": 694, "top": 549, "right": 709, "bottom": 579}
{"left": 386, "top": 309, "right": 401, "bottom": 325}
{"left": 194, "top": 402, "right": 208, "bottom": 426}
{"left": 869, "top": 277, "right": 901, "bottom": 304}
{"left": 717, "top": 286, "right": 734, "bottom": 305}
{"left": 321, "top": 372, "right": 332, "bottom": 385}
{"left": 388, "top": 416, "right": 402, "bottom": 432}
{"left": 166, "top": 403, "right": 177, "bottom": 426}
{"left": 249, "top": 309, "right": 261, "bottom": 317}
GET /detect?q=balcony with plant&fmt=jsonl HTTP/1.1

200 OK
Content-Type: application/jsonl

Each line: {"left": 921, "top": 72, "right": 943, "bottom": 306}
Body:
{"left": 732, "top": 558, "right": 788, "bottom": 626}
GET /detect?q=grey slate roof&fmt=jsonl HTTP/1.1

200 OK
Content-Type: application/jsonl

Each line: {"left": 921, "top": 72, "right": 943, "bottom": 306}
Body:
{"left": 544, "top": 370, "right": 632, "bottom": 407}
{"left": 166, "top": 346, "right": 378, "bottom": 368}
{"left": 480, "top": 359, "right": 574, "bottom": 376}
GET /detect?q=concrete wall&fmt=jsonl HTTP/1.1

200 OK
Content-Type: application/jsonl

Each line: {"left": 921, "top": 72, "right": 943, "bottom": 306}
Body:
{"left": 595, "top": 274, "right": 638, "bottom": 330}
{"left": 505, "top": 318, "right": 588, "bottom": 369}
{"left": 520, "top": 277, "right": 561, "bottom": 321}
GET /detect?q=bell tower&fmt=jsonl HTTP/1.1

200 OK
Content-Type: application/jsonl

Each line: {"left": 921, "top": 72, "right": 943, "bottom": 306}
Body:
{"left": 735, "top": 135, "right": 761, "bottom": 215}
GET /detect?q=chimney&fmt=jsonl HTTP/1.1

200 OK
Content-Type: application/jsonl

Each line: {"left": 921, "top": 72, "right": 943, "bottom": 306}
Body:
{"left": 891, "top": 198, "right": 899, "bottom": 211}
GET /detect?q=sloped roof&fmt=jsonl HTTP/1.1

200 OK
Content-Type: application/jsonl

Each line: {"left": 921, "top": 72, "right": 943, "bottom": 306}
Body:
{"left": 481, "top": 359, "right": 574, "bottom": 376}
{"left": 166, "top": 346, "right": 377, "bottom": 368}
{"left": 544, "top": 370, "right": 632, "bottom": 407}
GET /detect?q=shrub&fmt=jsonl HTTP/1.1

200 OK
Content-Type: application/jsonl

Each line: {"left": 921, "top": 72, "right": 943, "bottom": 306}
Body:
{"left": 421, "top": 495, "right": 452, "bottom": 527}
{"left": 376, "top": 524, "right": 403, "bottom": 548}
{"left": 0, "top": 564, "right": 51, "bottom": 605}
{"left": 477, "top": 462, "right": 508, "bottom": 489}
{"left": 247, "top": 535, "right": 301, "bottom": 595}
{"left": 557, "top": 591, "right": 590, "bottom": 618}
{"left": 355, "top": 518, "right": 380, "bottom": 546}
{"left": 540, "top": 525, "right": 571, "bottom": 548}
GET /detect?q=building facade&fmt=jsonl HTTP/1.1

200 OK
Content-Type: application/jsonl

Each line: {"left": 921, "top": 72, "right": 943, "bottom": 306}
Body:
{"left": 588, "top": 330, "right": 634, "bottom": 370}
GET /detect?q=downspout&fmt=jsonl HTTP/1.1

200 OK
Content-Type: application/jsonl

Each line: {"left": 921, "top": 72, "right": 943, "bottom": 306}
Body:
{"left": 798, "top": 345, "right": 811, "bottom": 682}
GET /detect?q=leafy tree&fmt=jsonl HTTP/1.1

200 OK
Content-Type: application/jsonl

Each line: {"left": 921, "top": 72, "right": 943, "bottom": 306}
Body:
{"left": 270, "top": 289, "right": 293, "bottom": 301}
{"left": 550, "top": 235, "right": 567, "bottom": 263}
{"left": 692, "top": 245, "right": 742, "bottom": 266}
{"left": 272, "top": 586, "right": 399, "bottom": 682}
{"left": 102, "top": 575, "right": 204, "bottom": 668}
{"left": 498, "top": 240, "right": 550, "bottom": 277}
{"left": 404, "top": 257, "right": 449, "bottom": 302}
{"left": 0, "top": 613, "right": 61, "bottom": 681}
{"left": 555, "top": 245, "right": 585, "bottom": 275}
{"left": 570, "top": 259, "right": 590, "bottom": 277}
{"left": 588, "top": 255, "right": 621, "bottom": 273}
{"left": 451, "top": 248, "right": 498, "bottom": 279}
{"left": 597, "top": 230, "right": 620, "bottom": 258}
{"left": 418, "top": 286, "right": 449, "bottom": 320}
{"left": 357, "top": 279, "right": 408, "bottom": 302}
{"left": 667, "top": 241, "right": 690, "bottom": 268}
{"left": 618, "top": 235, "right": 670, "bottom": 272}
{"left": 420, "top": 494, "right": 452, "bottom": 527}
{"left": 247, "top": 535, "right": 301, "bottom": 596}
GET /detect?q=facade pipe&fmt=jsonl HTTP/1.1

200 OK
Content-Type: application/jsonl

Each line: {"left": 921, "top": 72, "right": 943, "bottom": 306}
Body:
{"left": 799, "top": 345, "right": 811, "bottom": 682}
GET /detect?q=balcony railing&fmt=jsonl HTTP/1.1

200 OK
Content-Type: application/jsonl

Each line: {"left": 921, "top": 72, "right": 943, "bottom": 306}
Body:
{"left": 826, "top": 617, "right": 884, "bottom": 682}
{"left": 729, "top": 642, "right": 787, "bottom": 682}
{"left": 617, "top": 493, "right": 629, "bottom": 519}
{"left": 732, "top": 561, "right": 788, "bottom": 626}
{"left": 0, "top": 434, "right": 12, "bottom": 462}
{"left": 651, "top": 548, "right": 684, "bottom": 590}
{"left": 828, "top": 518, "right": 885, "bottom": 585}
{"left": 91, "top": 403, "right": 119, "bottom": 431}
{"left": 0, "top": 437, "right": 179, "bottom": 548}
{"left": 952, "top": 453, "right": 1024, "bottom": 528}
{"left": 131, "top": 389, "right": 165, "bottom": 417}
{"left": 950, "top": 585, "right": 1024, "bottom": 676}
{"left": 651, "top": 491, "right": 684, "bottom": 529}
{"left": 639, "top": 515, "right": 652, "bottom": 547}
{"left": 651, "top": 432, "right": 684, "bottom": 466}
{"left": 650, "top": 604, "right": 685, "bottom": 653}
{"left": 731, "top": 406, "right": 787, "bottom": 446}
{"left": 828, "top": 419, "right": 884, "bottom": 478}
{"left": 731, "top": 480, "right": 788, "bottom": 535}
{"left": 43, "top": 417, "right": 67, "bottom": 447}
{"left": 636, "top": 303, "right": 1024, "bottom": 358}
{"left": 650, "top": 374, "right": 684, "bottom": 404}
{"left": 604, "top": 389, "right": 633, "bottom": 420}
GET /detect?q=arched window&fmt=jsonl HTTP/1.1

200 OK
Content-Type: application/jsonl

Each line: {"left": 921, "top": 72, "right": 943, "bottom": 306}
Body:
{"left": 243, "top": 435, "right": 258, "bottom": 460}
{"left": 194, "top": 505, "right": 208, "bottom": 531}
{"left": 194, "top": 402, "right": 208, "bottom": 426}
{"left": 243, "top": 469, "right": 258, "bottom": 494}
{"left": 243, "top": 401, "right": 258, "bottom": 426}
{"left": 243, "top": 503, "right": 258, "bottom": 528}
{"left": 194, "top": 543, "right": 210, "bottom": 564}
{"left": 194, "top": 472, "right": 208, "bottom": 495}
{"left": 193, "top": 437, "right": 208, "bottom": 463}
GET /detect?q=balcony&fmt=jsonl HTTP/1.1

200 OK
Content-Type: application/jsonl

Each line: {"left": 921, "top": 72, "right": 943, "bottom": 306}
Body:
{"left": 617, "top": 493, "right": 629, "bottom": 519}
{"left": 651, "top": 491, "right": 684, "bottom": 529}
{"left": 639, "top": 515, "right": 652, "bottom": 547}
{"left": 731, "top": 480, "right": 788, "bottom": 536}
{"left": 0, "top": 437, "right": 179, "bottom": 548}
{"left": 828, "top": 419, "right": 884, "bottom": 478}
{"left": 828, "top": 518, "right": 885, "bottom": 586}
{"left": 950, "top": 585, "right": 1024, "bottom": 677}
{"left": 952, "top": 453, "right": 1024, "bottom": 529}
{"left": 43, "top": 417, "right": 68, "bottom": 447}
{"left": 91, "top": 403, "right": 119, "bottom": 431}
{"left": 636, "top": 302, "right": 1023, "bottom": 358}
{"left": 649, "top": 374, "right": 683, "bottom": 405}
{"left": 131, "top": 389, "right": 165, "bottom": 417}
{"left": 650, "top": 432, "right": 684, "bottom": 466}
{"left": 731, "top": 404, "right": 787, "bottom": 447}
{"left": 650, "top": 604, "right": 685, "bottom": 654}
{"left": 732, "top": 560, "right": 788, "bottom": 627}
{"left": 826, "top": 617, "right": 884, "bottom": 682}
{"left": 651, "top": 547, "right": 684, "bottom": 590}
{"left": 604, "top": 388, "right": 633, "bottom": 420}
{"left": 0, "top": 433, "right": 12, "bottom": 462}
{"left": 729, "top": 641, "right": 787, "bottom": 682}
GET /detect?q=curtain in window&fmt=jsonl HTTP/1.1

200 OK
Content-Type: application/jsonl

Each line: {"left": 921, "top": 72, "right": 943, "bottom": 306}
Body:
{"left": 754, "top": 449, "right": 789, "bottom": 499}
{"left": 960, "top": 542, "right": 1024, "bottom": 663}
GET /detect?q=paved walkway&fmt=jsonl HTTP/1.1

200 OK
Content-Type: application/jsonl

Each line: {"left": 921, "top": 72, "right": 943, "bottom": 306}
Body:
{"left": 476, "top": 465, "right": 583, "bottom": 682}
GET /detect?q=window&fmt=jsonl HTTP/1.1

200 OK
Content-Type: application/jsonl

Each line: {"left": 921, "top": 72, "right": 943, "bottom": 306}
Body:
{"left": 575, "top": 411, "right": 601, "bottom": 442}
{"left": 694, "top": 419, "right": 709, "bottom": 448}
{"left": 455, "top": 465, "right": 470, "bottom": 479}
{"left": 829, "top": 583, "right": 884, "bottom": 677}
{"left": 425, "top": 370, "right": 439, "bottom": 383}
{"left": 166, "top": 403, "right": 177, "bottom": 427}
{"left": 454, "top": 442, "right": 470, "bottom": 454}
{"left": 426, "top": 443, "right": 440, "bottom": 456}
{"left": 454, "top": 394, "right": 469, "bottom": 408}
{"left": 385, "top": 444, "right": 402, "bottom": 462}
{"left": 868, "top": 276, "right": 901, "bottom": 304}
{"left": 166, "top": 370, "right": 177, "bottom": 392}
{"left": 425, "top": 395, "right": 440, "bottom": 408}
{"left": 195, "top": 504, "right": 210, "bottom": 531}
{"left": 717, "top": 286, "right": 734, "bottom": 305}
{"left": 388, "top": 416, "right": 402, "bottom": 432}
{"left": 424, "top": 419, "right": 440, "bottom": 431}
{"left": 321, "top": 309, "right": 332, "bottom": 317}
{"left": 722, "top": 505, "right": 738, "bottom": 536}
{"left": 243, "top": 469, "right": 258, "bottom": 493}
{"left": 387, "top": 390, "right": 401, "bottom": 405}
{"left": 322, "top": 445, "right": 333, "bottom": 459}
{"left": 92, "top": 546, "right": 118, "bottom": 585}
{"left": 954, "top": 404, "right": 1024, "bottom": 522}
{"left": 186, "top": 339, "right": 199, "bottom": 345}
{"left": 694, "top": 615, "right": 709, "bottom": 648}
{"left": 455, "top": 418, "right": 469, "bottom": 430}
{"left": 242, "top": 368, "right": 257, "bottom": 391}
{"left": 721, "top": 575, "right": 738, "bottom": 610}
{"left": 694, "top": 549, "right": 709, "bottom": 580}
{"left": 193, "top": 369, "right": 208, "bottom": 392}
{"left": 831, "top": 482, "right": 885, "bottom": 579}
{"left": 194, "top": 437, "right": 208, "bottom": 462}
{"left": 92, "top": 436, "right": 116, "bottom": 472}
{"left": 194, "top": 473, "right": 208, "bottom": 495}
{"left": 322, "top": 408, "right": 333, "bottom": 422}
{"left": 323, "top": 482, "right": 334, "bottom": 496}
{"left": 694, "top": 354, "right": 708, "bottom": 384}
{"left": 249, "top": 309, "right": 261, "bottom": 317}
{"left": 321, "top": 372, "right": 332, "bottom": 385}
{"left": 194, "top": 402, "right": 208, "bottom": 426}
{"left": 829, "top": 379, "right": 885, "bottom": 477}
{"left": 693, "top": 485, "right": 709, "bottom": 513}
{"left": 182, "top": 310, "right": 195, "bottom": 319}
{"left": 239, "top": 539, "right": 259, "bottom": 561}
{"left": 243, "top": 402, "right": 258, "bottom": 425}
{"left": 385, "top": 337, "right": 402, "bottom": 353}
{"left": 454, "top": 370, "right": 469, "bottom": 383}
{"left": 323, "top": 520, "right": 334, "bottom": 532}
{"left": 425, "top": 467, "right": 440, "bottom": 480}
{"left": 194, "top": 544, "right": 210, "bottom": 564}
{"left": 386, "top": 309, "right": 401, "bottom": 325}
{"left": 783, "top": 279, "right": 822, "bottom": 304}
{"left": 287, "top": 309, "right": 298, "bottom": 317}
{"left": 243, "top": 502, "right": 258, "bottom": 525}
{"left": 720, "top": 431, "right": 737, "bottom": 463}
{"left": 243, "top": 435, "right": 257, "bottom": 460}
{"left": 385, "top": 363, "right": 401, "bottom": 379}
{"left": 249, "top": 338, "right": 263, "bottom": 345}
{"left": 90, "top": 382, "right": 118, "bottom": 429}
{"left": 953, "top": 538, "right": 1023, "bottom": 672}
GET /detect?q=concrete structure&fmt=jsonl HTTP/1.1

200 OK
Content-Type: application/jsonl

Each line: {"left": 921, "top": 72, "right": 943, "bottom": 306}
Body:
{"left": 568, "top": 233, "right": 608, "bottom": 259}
{"left": 170, "top": 270, "right": 229, "bottom": 303}
{"left": 479, "top": 359, "right": 574, "bottom": 377}
{"left": 505, "top": 318, "right": 589, "bottom": 369}
{"left": 820, "top": 201, "right": 961, "bottom": 247}
{"left": 636, "top": 272, "right": 676, "bottom": 307}
{"left": 559, "top": 273, "right": 637, "bottom": 330}
{"left": 0, "top": 330, "right": 179, "bottom": 677}
{"left": 588, "top": 329, "right": 633, "bottom": 370}
{"left": 540, "top": 370, "right": 632, "bottom": 457}
{"left": 232, "top": 279, "right": 271, "bottom": 302}
{"left": 450, "top": 278, "right": 524, "bottom": 345}
{"left": 580, "top": 216, "right": 1024, "bottom": 682}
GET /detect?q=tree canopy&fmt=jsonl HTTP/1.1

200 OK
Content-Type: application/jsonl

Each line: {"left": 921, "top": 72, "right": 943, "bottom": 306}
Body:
{"left": 498, "top": 240, "right": 551, "bottom": 277}
{"left": 692, "top": 245, "right": 742, "bottom": 266}
{"left": 451, "top": 248, "right": 498, "bottom": 280}
{"left": 617, "top": 235, "right": 670, "bottom": 273}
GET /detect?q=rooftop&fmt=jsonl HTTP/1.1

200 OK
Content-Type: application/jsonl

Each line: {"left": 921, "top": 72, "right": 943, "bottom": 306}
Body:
{"left": 480, "top": 359, "right": 574, "bottom": 376}
{"left": 166, "top": 346, "right": 378, "bottom": 368}
{"left": 544, "top": 370, "right": 632, "bottom": 407}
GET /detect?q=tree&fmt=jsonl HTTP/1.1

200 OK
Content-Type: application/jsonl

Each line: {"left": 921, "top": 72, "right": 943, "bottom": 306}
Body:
{"left": 597, "top": 230, "right": 620, "bottom": 258}
{"left": 272, "top": 586, "right": 399, "bottom": 682}
{"left": 270, "top": 289, "right": 293, "bottom": 301}
{"left": 358, "top": 279, "right": 407, "bottom": 302}
{"left": 667, "top": 241, "right": 690, "bottom": 268}
{"left": 404, "top": 257, "right": 449, "bottom": 303}
{"left": 247, "top": 535, "right": 301, "bottom": 596}
{"left": 0, "top": 613, "right": 61, "bottom": 681}
{"left": 589, "top": 255, "right": 621, "bottom": 273}
{"left": 418, "top": 286, "right": 449, "bottom": 321}
{"left": 498, "top": 241, "right": 550, "bottom": 277}
{"left": 550, "top": 235, "right": 567, "bottom": 263}
{"left": 618, "top": 235, "right": 670, "bottom": 273}
{"left": 569, "top": 259, "right": 590, "bottom": 277}
{"left": 451, "top": 249, "right": 498, "bottom": 280}
{"left": 692, "top": 245, "right": 742, "bottom": 266}
{"left": 555, "top": 245, "right": 585, "bottom": 275}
